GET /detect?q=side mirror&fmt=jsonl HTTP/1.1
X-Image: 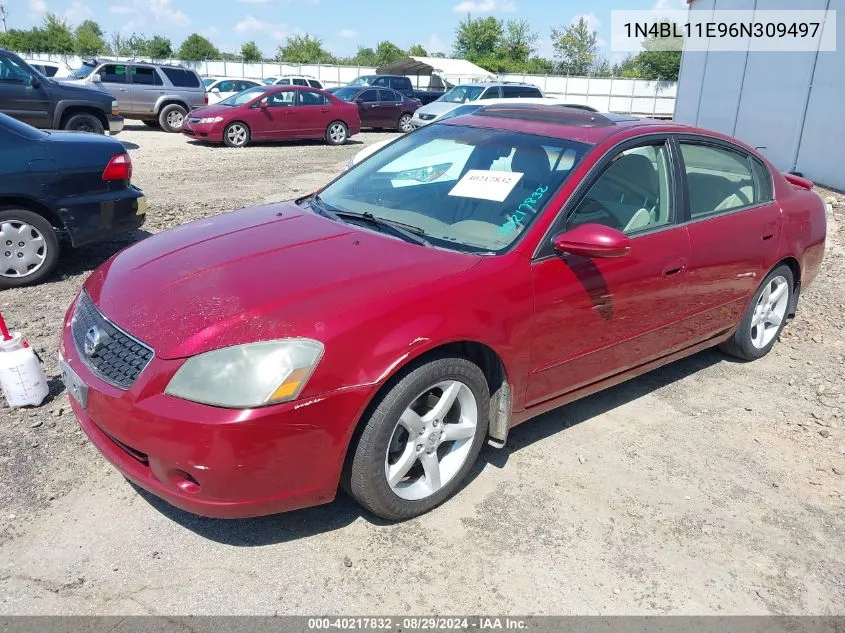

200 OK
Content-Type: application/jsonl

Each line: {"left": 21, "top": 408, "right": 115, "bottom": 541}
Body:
{"left": 30, "top": 75, "right": 40, "bottom": 89}
{"left": 354, "top": 98, "right": 365, "bottom": 104}
{"left": 210, "top": 87, "right": 220, "bottom": 93}
{"left": 552, "top": 223, "right": 631, "bottom": 259}
{"left": 91, "top": 73, "right": 102, "bottom": 83}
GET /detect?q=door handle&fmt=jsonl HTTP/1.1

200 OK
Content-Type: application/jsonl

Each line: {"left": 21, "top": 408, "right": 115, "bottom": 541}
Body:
{"left": 320, "top": 108, "right": 329, "bottom": 113}
{"left": 761, "top": 233, "right": 775, "bottom": 241}
{"left": 662, "top": 262, "right": 686, "bottom": 277}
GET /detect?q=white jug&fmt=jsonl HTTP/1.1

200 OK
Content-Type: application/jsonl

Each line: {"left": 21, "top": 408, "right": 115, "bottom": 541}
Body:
{"left": 0, "top": 332, "right": 50, "bottom": 407}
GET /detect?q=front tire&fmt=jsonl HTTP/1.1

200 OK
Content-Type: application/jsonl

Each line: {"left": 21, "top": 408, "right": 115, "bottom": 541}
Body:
{"left": 398, "top": 113, "right": 413, "bottom": 132}
{"left": 223, "top": 122, "right": 250, "bottom": 148}
{"left": 348, "top": 357, "right": 489, "bottom": 521}
{"left": 0, "top": 209, "right": 60, "bottom": 289}
{"left": 63, "top": 113, "right": 104, "bottom": 134}
{"left": 720, "top": 264, "right": 794, "bottom": 361}
{"left": 326, "top": 121, "right": 348, "bottom": 145}
{"left": 158, "top": 104, "right": 188, "bottom": 133}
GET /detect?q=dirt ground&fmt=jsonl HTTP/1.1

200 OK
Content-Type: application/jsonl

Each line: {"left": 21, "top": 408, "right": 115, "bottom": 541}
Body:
{"left": 0, "top": 122, "right": 842, "bottom": 615}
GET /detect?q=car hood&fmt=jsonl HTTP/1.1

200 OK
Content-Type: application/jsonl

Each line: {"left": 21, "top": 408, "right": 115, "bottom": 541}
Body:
{"left": 186, "top": 103, "right": 237, "bottom": 118}
{"left": 52, "top": 79, "right": 111, "bottom": 100}
{"left": 416, "top": 101, "right": 461, "bottom": 117}
{"left": 86, "top": 202, "right": 479, "bottom": 359}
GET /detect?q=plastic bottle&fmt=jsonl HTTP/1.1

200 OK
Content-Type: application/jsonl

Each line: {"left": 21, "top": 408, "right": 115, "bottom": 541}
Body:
{"left": 0, "top": 317, "right": 49, "bottom": 407}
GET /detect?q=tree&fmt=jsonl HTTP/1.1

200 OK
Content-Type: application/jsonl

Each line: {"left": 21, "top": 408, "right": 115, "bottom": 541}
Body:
{"left": 41, "top": 13, "right": 74, "bottom": 54}
{"left": 430, "top": 51, "right": 446, "bottom": 58}
{"left": 178, "top": 33, "right": 219, "bottom": 61}
{"left": 275, "top": 34, "right": 334, "bottom": 63}
{"left": 500, "top": 19, "right": 537, "bottom": 65}
{"left": 375, "top": 40, "right": 404, "bottom": 66}
{"left": 109, "top": 32, "right": 147, "bottom": 57}
{"left": 73, "top": 20, "right": 106, "bottom": 56}
{"left": 551, "top": 17, "right": 604, "bottom": 76}
{"left": 610, "top": 22, "right": 683, "bottom": 80}
{"left": 351, "top": 46, "right": 377, "bottom": 65}
{"left": 241, "top": 40, "right": 262, "bottom": 62}
{"left": 142, "top": 35, "right": 173, "bottom": 59}
{"left": 407, "top": 43, "right": 427, "bottom": 57}
{"left": 0, "top": 28, "right": 48, "bottom": 53}
{"left": 453, "top": 15, "right": 503, "bottom": 62}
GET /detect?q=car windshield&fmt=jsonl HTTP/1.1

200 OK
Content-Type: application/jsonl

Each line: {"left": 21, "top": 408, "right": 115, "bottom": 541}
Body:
{"left": 438, "top": 85, "right": 485, "bottom": 104}
{"left": 332, "top": 87, "right": 359, "bottom": 102}
{"left": 438, "top": 104, "right": 484, "bottom": 121}
{"left": 202, "top": 78, "right": 216, "bottom": 88}
{"left": 70, "top": 61, "right": 97, "bottom": 79}
{"left": 218, "top": 86, "right": 266, "bottom": 106}
{"left": 318, "top": 123, "right": 590, "bottom": 253}
{"left": 349, "top": 75, "right": 376, "bottom": 87}
{"left": 263, "top": 77, "right": 277, "bottom": 85}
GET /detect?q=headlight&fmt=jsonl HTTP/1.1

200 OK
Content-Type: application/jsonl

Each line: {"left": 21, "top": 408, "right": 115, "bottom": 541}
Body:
{"left": 165, "top": 339, "right": 324, "bottom": 408}
{"left": 200, "top": 116, "right": 223, "bottom": 124}
{"left": 111, "top": 100, "right": 119, "bottom": 115}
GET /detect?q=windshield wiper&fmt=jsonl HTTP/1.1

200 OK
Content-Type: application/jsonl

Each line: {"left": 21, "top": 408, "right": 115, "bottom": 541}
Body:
{"left": 335, "top": 211, "right": 431, "bottom": 247}
{"left": 308, "top": 194, "right": 341, "bottom": 221}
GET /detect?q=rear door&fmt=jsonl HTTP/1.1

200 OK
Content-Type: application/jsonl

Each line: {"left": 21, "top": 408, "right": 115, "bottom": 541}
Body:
{"left": 527, "top": 137, "right": 691, "bottom": 405}
{"left": 293, "top": 89, "right": 332, "bottom": 137}
{"left": 128, "top": 65, "right": 163, "bottom": 116}
{"left": 677, "top": 137, "right": 782, "bottom": 340}
{"left": 355, "top": 88, "right": 381, "bottom": 127}
{"left": 377, "top": 89, "right": 401, "bottom": 127}
{"left": 0, "top": 54, "right": 52, "bottom": 128}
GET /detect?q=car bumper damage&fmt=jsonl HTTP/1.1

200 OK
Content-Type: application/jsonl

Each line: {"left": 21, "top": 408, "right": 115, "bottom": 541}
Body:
{"left": 57, "top": 186, "right": 146, "bottom": 247}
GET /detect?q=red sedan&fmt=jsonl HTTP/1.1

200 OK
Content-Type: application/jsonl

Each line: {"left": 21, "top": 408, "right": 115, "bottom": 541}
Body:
{"left": 181, "top": 85, "right": 361, "bottom": 148}
{"left": 60, "top": 105, "right": 826, "bottom": 521}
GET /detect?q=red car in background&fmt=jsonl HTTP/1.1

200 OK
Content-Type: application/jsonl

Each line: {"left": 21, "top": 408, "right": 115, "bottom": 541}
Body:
{"left": 181, "top": 85, "right": 360, "bottom": 148}
{"left": 329, "top": 86, "right": 421, "bottom": 132}
{"left": 61, "top": 106, "right": 826, "bottom": 522}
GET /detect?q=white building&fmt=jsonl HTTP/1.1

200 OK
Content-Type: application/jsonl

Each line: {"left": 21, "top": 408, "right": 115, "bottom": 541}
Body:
{"left": 674, "top": 0, "right": 844, "bottom": 189}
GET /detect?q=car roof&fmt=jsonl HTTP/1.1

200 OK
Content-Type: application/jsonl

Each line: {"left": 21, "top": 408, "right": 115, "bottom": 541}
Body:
{"left": 209, "top": 76, "right": 258, "bottom": 81}
{"left": 441, "top": 104, "right": 690, "bottom": 145}
{"left": 455, "top": 82, "right": 540, "bottom": 88}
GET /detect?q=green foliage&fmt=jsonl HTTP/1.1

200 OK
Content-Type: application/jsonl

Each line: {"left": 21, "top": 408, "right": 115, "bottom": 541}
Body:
{"left": 276, "top": 34, "right": 334, "bottom": 64}
{"left": 142, "top": 35, "right": 173, "bottom": 59}
{"left": 550, "top": 17, "right": 607, "bottom": 76}
{"left": 611, "top": 22, "right": 682, "bottom": 80}
{"left": 407, "top": 43, "right": 427, "bottom": 57}
{"left": 177, "top": 33, "right": 219, "bottom": 61}
{"left": 0, "top": 28, "right": 48, "bottom": 53}
{"left": 375, "top": 40, "right": 404, "bottom": 66}
{"left": 500, "top": 19, "right": 537, "bottom": 64}
{"left": 73, "top": 20, "right": 106, "bottom": 56}
{"left": 41, "top": 13, "right": 74, "bottom": 54}
{"left": 350, "top": 46, "right": 377, "bottom": 65}
{"left": 453, "top": 16, "right": 541, "bottom": 73}
{"left": 241, "top": 41, "right": 262, "bottom": 62}
{"left": 454, "top": 15, "right": 503, "bottom": 61}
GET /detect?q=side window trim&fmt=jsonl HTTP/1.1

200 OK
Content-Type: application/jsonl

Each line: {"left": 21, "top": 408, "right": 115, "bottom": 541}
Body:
{"left": 532, "top": 133, "right": 678, "bottom": 261}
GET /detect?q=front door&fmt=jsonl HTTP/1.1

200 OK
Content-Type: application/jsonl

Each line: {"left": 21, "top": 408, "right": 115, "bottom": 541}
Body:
{"left": 0, "top": 54, "right": 52, "bottom": 128}
{"left": 95, "top": 64, "right": 129, "bottom": 110}
{"left": 527, "top": 139, "right": 691, "bottom": 406}
{"left": 247, "top": 90, "right": 298, "bottom": 140}
{"left": 356, "top": 88, "right": 381, "bottom": 128}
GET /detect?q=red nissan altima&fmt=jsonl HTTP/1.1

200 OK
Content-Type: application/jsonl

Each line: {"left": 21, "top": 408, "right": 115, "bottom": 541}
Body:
{"left": 181, "top": 85, "right": 361, "bottom": 147}
{"left": 60, "top": 105, "right": 826, "bottom": 521}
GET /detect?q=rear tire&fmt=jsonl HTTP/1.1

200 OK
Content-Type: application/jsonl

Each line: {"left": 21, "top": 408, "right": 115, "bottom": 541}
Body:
{"left": 223, "top": 122, "right": 250, "bottom": 148}
{"left": 720, "top": 264, "right": 794, "bottom": 361}
{"left": 348, "top": 357, "right": 489, "bottom": 521}
{"left": 0, "top": 209, "right": 60, "bottom": 289}
{"left": 398, "top": 113, "right": 413, "bottom": 132}
{"left": 326, "top": 121, "right": 348, "bottom": 145}
{"left": 158, "top": 104, "right": 188, "bottom": 133}
{"left": 63, "top": 113, "right": 104, "bottom": 135}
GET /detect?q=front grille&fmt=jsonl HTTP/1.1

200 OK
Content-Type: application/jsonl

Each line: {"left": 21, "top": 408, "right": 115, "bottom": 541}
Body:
{"left": 419, "top": 113, "right": 436, "bottom": 121}
{"left": 71, "top": 293, "right": 154, "bottom": 390}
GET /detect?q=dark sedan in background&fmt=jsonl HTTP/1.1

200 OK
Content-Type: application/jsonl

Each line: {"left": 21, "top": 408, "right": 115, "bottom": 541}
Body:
{"left": 0, "top": 113, "right": 145, "bottom": 288}
{"left": 330, "top": 86, "right": 420, "bottom": 132}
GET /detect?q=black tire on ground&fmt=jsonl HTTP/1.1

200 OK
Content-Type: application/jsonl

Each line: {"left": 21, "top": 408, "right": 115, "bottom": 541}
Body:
{"left": 347, "top": 356, "right": 490, "bottom": 521}
{"left": 325, "top": 121, "right": 348, "bottom": 145}
{"left": 158, "top": 104, "right": 188, "bottom": 133}
{"left": 0, "top": 208, "right": 60, "bottom": 289}
{"left": 720, "top": 264, "right": 794, "bottom": 361}
{"left": 63, "top": 113, "right": 104, "bottom": 134}
{"left": 141, "top": 119, "right": 160, "bottom": 128}
{"left": 222, "top": 122, "right": 250, "bottom": 148}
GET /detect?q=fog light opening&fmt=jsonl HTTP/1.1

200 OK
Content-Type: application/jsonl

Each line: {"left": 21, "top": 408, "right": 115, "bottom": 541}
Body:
{"left": 169, "top": 469, "right": 201, "bottom": 494}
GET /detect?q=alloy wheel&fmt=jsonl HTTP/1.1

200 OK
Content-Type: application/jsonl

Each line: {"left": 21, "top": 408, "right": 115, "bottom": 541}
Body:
{"left": 750, "top": 275, "right": 789, "bottom": 348}
{"left": 167, "top": 110, "right": 184, "bottom": 130}
{"left": 0, "top": 221, "right": 47, "bottom": 278}
{"left": 384, "top": 380, "right": 478, "bottom": 501}
{"left": 226, "top": 124, "right": 248, "bottom": 147}
{"left": 399, "top": 115, "right": 413, "bottom": 132}
{"left": 329, "top": 123, "right": 346, "bottom": 144}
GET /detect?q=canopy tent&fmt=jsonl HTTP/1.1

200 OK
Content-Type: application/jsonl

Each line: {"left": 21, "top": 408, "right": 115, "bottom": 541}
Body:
{"left": 376, "top": 57, "right": 495, "bottom": 90}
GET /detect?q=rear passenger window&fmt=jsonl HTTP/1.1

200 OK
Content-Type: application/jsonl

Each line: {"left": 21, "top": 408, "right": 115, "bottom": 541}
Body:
{"left": 99, "top": 64, "right": 127, "bottom": 83}
{"left": 279, "top": 78, "right": 291, "bottom": 85}
{"left": 378, "top": 89, "right": 400, "bottom": 102}
{"left": 680, "top": 143, "right": 759, "bottom": 218}
{"left": 502, "top": 85, "right": 542, "bottom": 98}
{"left": 298, "top": 90, "right": 327, "bottom": 106}
{"left": 160, "top": 67, "right": 201, "bottom": 88}
{"left": 131, "top": 66, "right": 162, "bottom": 85}
{"left": 293, "top": 78, "right": 308, "bottom": 86}
{"left": 359, "top": 89, "right": 378, "bottom": 102}
{"left": 307, "top": 80, "right": 322, "bottom": 89}
{"left": 479, "top": 88, "right": 500, "bottom": 99}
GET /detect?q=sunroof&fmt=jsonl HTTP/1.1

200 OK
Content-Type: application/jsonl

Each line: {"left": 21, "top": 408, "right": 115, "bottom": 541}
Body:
{"left": 476, "top": 104, "right": 616, "bottom": 127}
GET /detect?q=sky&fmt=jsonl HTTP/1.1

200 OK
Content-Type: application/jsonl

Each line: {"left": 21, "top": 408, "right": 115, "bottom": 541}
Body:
{"left": 9, "top": 0, "right": 689, "bottom": 60}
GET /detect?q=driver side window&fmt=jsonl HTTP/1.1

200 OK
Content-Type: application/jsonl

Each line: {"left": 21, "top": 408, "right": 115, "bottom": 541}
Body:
{"left": 567, "top": 142, "right": 672, "bottom": 235}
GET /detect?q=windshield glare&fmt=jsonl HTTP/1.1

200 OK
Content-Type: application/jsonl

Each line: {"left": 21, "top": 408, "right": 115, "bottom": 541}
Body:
{"left": 332, "top": 87, "right": 359, "bottom": 102}
{"left": 70, "top": 62, "right": 97, "bottom": 79}
{"left": 202, "top": 78, "right": 216, "bottom": 88}
{"left": 438, "top": 85, "right": 485, "bottom": 104}
{"left": 349, "top": 76, "right": 376, "bottom": 87}
{"left": 319, "top": 123, "right": 589, "bottom": 253}
{"left": 219, "top": 86, "right": 266, "bottom": 106}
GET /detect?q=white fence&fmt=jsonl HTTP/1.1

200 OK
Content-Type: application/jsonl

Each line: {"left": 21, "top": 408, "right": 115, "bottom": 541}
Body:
{"left": 22, "top": 52, "right": 677, "bottom": 118}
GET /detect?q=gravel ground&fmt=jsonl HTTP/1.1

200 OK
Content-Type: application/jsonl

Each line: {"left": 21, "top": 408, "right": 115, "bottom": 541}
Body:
{"left": 0, "top": 122, "right": 842, "bottom": 615}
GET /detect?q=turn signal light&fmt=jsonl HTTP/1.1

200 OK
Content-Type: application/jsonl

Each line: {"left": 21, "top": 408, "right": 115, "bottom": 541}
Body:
{"left": 102, "top": 153, "right": 132, "bottom": 181}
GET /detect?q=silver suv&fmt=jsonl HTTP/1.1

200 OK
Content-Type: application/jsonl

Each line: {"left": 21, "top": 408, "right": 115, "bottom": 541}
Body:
{"left": 62, "top": 61, "right": 207, "bottom": 132}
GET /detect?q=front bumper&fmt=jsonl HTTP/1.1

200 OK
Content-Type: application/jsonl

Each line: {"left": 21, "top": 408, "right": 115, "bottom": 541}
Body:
{"left": 57, "top": 186, "right": 146, "bottom": 247}
{"left": 181, "top": 119, "right": 224, "bottom": 142}
{"left": 411, "top": 115, "right": 436, "bottom": 128}
{"left": 107, "top": 115, "right": 124, "bottom": 135}
{"left": 59, "top": 314, "right": 373, "bottom": 519}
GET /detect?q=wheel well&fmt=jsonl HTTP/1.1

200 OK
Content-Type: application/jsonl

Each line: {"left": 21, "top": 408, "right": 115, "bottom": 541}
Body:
{"left": 60, "top": 106, "right": 107, "bottom": 130}
{"left": 157, "top": 100, "right": 189, "bottom": 115}
{"left": 775, "top": 256, "right": 802, "bottom": 319}
{"left": 0, "top": 197, "right": 64, "bottom": 230}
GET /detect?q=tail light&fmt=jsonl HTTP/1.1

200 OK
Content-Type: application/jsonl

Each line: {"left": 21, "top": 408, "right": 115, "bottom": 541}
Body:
{"left": 102, "top": 153, "right": 132, "bottom": 181}
{"left": 204, "top": 94, "right": 209, "bottom": 104}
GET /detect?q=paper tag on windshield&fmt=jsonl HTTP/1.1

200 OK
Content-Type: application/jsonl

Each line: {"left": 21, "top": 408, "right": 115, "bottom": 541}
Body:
{"left": 448, "top": 170, "right": 523, "bottom": 202}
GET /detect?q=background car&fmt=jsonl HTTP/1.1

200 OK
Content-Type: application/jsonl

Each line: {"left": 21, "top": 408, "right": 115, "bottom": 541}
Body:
{"left": 0, "top": 49, "right": 122, "bottom": 135}
{"left": 347, "top": 74, "right": 442, "bottom": 104}
{"left": 203, "top": 77, "right": 263, "bottom": 104}
{"left": 22, "top": 59, "right": 65, "bottom": 78}
{"left": 61, "top": 61, "right": 207, "bottom": 132}
{"left": 330, "top": 86, "right": 420, "bottom": 132}
{"left": 411, "top": 82, "right": 544, "bottom": 128}
{"left": 269, "top": 75, "right": 325, "bottom": 89}
{"left": 181, "top": 85, "right": 360, "bottom": 148}
{"left": 0, "top": 113, "right": 145, "bottom": 288}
